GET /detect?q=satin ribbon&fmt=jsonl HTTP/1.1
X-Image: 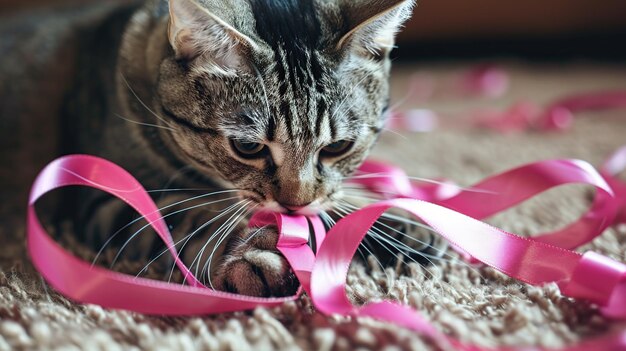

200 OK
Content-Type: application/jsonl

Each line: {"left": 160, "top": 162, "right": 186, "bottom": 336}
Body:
{"left": 27, "top": 155, "right": 307, "bottom": 314}
{"left": 27, "top": 150, "right": 626, "bottom": 350}
{"left": 352, "top": 159, "right": 619, "bottom": 250}
{"left": 602, "top": 146, "right": 626, "bottom": 226}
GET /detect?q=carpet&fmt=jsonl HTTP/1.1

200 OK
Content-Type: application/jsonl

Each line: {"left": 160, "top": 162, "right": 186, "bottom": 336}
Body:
{"left": 1, "top": 62, "right": 626, "bottom": 350}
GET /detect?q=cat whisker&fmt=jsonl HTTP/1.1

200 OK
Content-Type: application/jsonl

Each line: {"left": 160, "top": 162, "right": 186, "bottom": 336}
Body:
{"left": 334, "top": 204, "right": 410, "bottom": 268}
{"left": 380, "top": 126, "right": 410, "bottom": 140}
{"left": 361, "top": 237, "right": 388, "bottom": 275}
{"left": 60, "top": 167, "right": 142, "bottom": 193}
{"left": 358, "top": 120, "right": 409, "bottom": 141}
{"left": 342, "top": 172, "right": 395, "bottom": 180}
{"left": 342, "top": 174, "right": 498, "bottom": 196}
{"left": 338, "top": 200, "right": 441, "bottom": 250}
{"left": 203, "top": 204, "right": 257, "bottom": 288}
{"left": 104, "top": 196, "right": 240, "bottom": 268}
{"left": 330, "top": 74, "right": 372, "bottom": 122}
{"left": 182, "top": 200, "right": 251, "bottom": 286}
{"left": 243, "top": 225, "right": 268, "bottom": 245}
{"left": 142, "top": 200, "right": 247, "bottom": 282}
{"left": 338, "top": 191, "right": 388, "bottom": 207}
{"left": 365, "top": 231, "right": 437, "bottom": 296}
{"left": 365, "top": 230, "right": 433, "bottom": 295}
{"left": 338, "top": 201, "right": 486, "bottom": 281}
{"left": 200, "top": 206, "right": 254, "bottom": 288}
{"left": 251, "top": 64, "right": 272, "bottom": 117}
{"left": 146, "top": 187, "right": 228, "bottom": 194}
{"left": 367, "top": 224, "right": 453, "bottom": 297}
{"left": 133, "top": 201, "right": 244, "bottom": 279}
{"left": 155, "top": 165, "right": 196, "bottom": 202}
{"left": 369, "top": 227, "right": 451, "bottom": 267}
{"left": 114, "top": 113, "right": 176, "bottom": 132}
{"left": 387, "top": 96, "right": 410, "bottom": 114}
{"left": 385, "top": 74, "right": 427, "bottom": 115}
{"left": 120, "top": 74, "right": 176, "bottom": 129}
{"left": 361, "top": 224, "right": 442, "bottom": 279}
{"left": 93, "top": 190, "right": 240, "bottom": 266}
{"left": 334, "top": 203, "right": 440, "bottom": 296}
{"left": 330, "top": 207, "right": 389, "bottom": 277}
{"left": 178, "top": 200, "right": 249, "bottom": 284}
{"left": 320, "top": 212, "right": 368, "bottom": 264}
{"left": 341, "top": 188, "right": 391, "bottom": 201}
{"left": 340, "top": 198, "right": 438, "bottom": 234}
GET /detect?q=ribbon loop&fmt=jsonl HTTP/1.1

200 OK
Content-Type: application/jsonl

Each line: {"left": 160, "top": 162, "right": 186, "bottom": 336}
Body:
{"left": 560, "top": 252, "right": 626, "bottom": 308}
{"left": 249, "top": 212, "right": 310, "bottom": 248}
{"left": 356, "top": 159, "right": 618, "bottom": 253}
{"left": 27, "top": 155, "right": 305, "bottom": 315}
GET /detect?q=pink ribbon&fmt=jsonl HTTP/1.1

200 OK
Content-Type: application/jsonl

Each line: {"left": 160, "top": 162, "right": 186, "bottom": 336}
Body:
{"left": 602, "top": 146, "right": 626, "bottom": 226}
{"left": 27, "top": 150, "right": 626, "bottom": 350}
{"left": 28, "top": 155, "right": 307, "bottom": 314}
{"left": 473, "top": 90, "right": 626, "bottom": 133}
{"left": 391, "top": 65, "right": 626, "bottom": 134}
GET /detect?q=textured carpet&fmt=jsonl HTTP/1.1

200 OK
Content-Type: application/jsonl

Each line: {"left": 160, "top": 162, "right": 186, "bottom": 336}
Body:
{"left": 1, "top": 63, "right": 626, "bottom": 350}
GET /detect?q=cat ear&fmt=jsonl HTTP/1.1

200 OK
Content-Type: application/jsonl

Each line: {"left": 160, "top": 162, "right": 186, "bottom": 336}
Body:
{"left": 168, "top": 0, "right": 258, "bottom": 73}
{"left": 337, "top": 0, "right": 415, "bottom": 59}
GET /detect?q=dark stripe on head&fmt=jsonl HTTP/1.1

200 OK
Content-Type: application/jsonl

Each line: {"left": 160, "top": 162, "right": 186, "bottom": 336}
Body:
{"left": 315, "top": 99, "right": 327, "bottom": 136}
{"left": 250, "top": 0, "right": 321, "bottom": 52}
{"left": 329, "top": 114, "right": 337, "bottom": 141}
{"left": 251, "top": 0, "right": 323, "bottom": 85}
{"left": 311, "top": 54, "right": 326, "bottom": 93}
{"left": 161, "top": 107, "right": 219, "bottom": 136}
{"left": 266, "top": 115, "right": 276, "bottom": 141}
{"left": 279, "top": 100, "right": 294, "bottom": 137}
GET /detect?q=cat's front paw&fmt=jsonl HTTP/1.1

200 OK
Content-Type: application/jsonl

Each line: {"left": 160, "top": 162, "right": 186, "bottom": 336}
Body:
{"left": 213, "top": 225, "right": 298, "bottom": 297}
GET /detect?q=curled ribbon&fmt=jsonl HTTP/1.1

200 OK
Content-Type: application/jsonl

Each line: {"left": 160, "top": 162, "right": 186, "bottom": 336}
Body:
{"left": 27, "top": 150, "right": 626, "bottom": 350}
{"left": 27, "top": 155, "right": 306, "bottom": 315}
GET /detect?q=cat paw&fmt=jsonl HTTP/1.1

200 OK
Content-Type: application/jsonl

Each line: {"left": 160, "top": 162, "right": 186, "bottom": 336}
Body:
{"left": 213, "top": 225, "right": 299, "bottom": 297}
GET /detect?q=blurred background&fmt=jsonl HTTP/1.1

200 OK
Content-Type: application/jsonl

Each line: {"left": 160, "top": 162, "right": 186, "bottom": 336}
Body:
{"left": 2, "top": 0, "right": 626, "bottom": 61}
{"left": 396, "top": 0, "right": 626, "bottom": 61}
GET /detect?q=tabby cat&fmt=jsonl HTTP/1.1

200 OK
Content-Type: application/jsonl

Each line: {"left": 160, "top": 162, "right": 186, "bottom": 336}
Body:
{"left": 0, "top": 0, "right": 443, "bottom": 297}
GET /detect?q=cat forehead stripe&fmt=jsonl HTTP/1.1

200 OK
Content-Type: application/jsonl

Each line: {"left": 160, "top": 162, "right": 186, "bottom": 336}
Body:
{"left": 250, "top": 0, "right": 321, "bottom": 53}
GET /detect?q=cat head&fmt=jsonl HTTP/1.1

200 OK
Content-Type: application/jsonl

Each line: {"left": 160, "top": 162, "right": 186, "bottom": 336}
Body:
{"left": 121, "top": 0, "right": 415, "bottom": 214}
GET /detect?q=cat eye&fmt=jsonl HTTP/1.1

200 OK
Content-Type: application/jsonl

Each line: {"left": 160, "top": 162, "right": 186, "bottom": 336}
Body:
{"left": 230, "top": 139, "right": 267, "bottom": 159}
{"left": 320, "top": 140, "right": 354, "bottom": 158}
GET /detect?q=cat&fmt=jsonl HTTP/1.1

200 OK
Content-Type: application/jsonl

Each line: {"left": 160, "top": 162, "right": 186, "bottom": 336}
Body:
{"left": 0, "top": 0, "right": 444, "bottom": 297}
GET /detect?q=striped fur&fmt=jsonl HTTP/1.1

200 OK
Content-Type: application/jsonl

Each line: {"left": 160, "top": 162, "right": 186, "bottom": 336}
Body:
{"left": 1, "top": 0, "right": 424, "bottom": 297}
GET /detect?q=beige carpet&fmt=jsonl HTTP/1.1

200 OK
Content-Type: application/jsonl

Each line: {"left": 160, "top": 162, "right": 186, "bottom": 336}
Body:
{"left": 2, "top": 63, "right": 626, "bottom": 350}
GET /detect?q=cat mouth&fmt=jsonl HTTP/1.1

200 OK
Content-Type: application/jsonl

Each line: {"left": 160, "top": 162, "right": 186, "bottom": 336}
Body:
{"left": 261, "top": 200, "right": 325, "bottom": 216}
{"left": 237, "top": 191, "right": 328, "bottom": 215}
{"left": 236, "top": 188, "right": 338, "bottom": 216}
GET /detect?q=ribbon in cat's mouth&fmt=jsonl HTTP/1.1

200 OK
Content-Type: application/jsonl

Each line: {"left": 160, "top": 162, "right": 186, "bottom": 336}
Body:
{"left": 26, "top": 147, "right": 626, "bottom": 350}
